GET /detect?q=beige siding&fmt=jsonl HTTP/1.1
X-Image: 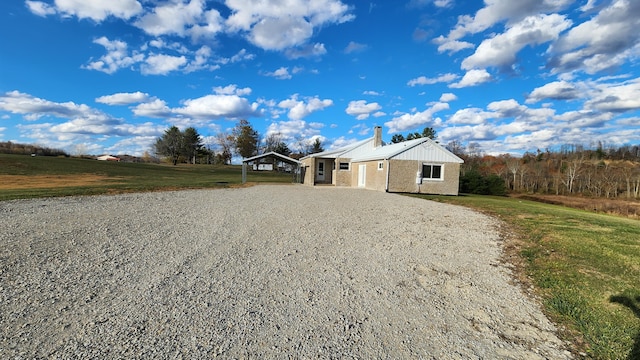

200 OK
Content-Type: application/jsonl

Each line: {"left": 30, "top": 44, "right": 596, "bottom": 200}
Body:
{"left": 334, "top": 157, "right": 352, "bottom": 186}
{"left": 301, "top": 158, "right": 314, "bottom": 186}
{"left": 352, "top": 160, "right": 387, "bottom": 191}
{"left": 387, "top": 159, "right": 460, "bottom": 195}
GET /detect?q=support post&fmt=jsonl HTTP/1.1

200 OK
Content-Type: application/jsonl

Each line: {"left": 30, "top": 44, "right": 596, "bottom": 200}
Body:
{"left": 242, "top": 161, "right": 247, "bottom": 183}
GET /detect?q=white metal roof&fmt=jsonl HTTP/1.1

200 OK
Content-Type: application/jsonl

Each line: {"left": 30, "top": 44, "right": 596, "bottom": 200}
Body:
{"left": 351, "top": 138, "right": 463, "bottom": 163}
{"left": 300, "top": 137, "right": 373, "bottom": 160}
{"left": 242, "top": 151, "right": 301, "bottom": 164}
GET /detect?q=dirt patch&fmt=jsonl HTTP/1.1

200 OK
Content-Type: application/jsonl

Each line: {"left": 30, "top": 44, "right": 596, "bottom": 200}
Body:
{"left": 0, "top": 174, "right": 123, "bottom": 189}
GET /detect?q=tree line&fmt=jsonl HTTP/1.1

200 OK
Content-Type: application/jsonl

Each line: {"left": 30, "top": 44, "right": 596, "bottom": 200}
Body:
{"left": 154, "top": 120, "right": 325, "bottom": 165}
{"left": 449, "top": 143, "right": 640, "bottom": 199}
{"left": 0, "top": 141, "right": 68, "bottom": 157}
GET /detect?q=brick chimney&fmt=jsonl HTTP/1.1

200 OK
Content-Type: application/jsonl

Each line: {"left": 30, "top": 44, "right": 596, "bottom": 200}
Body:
{"left": 373, "top": 126, "right": 382, "bottom": 148}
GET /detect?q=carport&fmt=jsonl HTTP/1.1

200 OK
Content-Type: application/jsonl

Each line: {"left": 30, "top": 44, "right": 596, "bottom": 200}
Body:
{"left": 241, "top": 151, "right": 303, "bottom": 184}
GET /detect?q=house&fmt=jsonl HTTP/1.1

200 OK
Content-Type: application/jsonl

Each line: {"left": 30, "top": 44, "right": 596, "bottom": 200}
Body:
{"left": 97, "top": 155, "right": 120, "bottom": 161}
{"left": 300, "top": 126, "right": 463, "bottom": 195}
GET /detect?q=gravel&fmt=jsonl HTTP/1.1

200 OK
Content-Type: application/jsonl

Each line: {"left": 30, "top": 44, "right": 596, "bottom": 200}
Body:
{"left": 0, "top": 185, "right": 573, "bottom": 359}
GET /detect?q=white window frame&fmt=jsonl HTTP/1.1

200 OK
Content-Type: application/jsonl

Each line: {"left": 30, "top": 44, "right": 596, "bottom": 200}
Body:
{"left": 377, "top": 161, "right": 384, "bottom": 171}
{"left": 422, "top": 163, "right": 444, "bottom": 181}
{"left": 339, "top": 162, "right": 350, "bottom": 170}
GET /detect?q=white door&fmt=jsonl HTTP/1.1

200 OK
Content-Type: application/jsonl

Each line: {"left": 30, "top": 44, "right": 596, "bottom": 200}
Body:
{"left": 317, "top": 160, "right": 325, "bottom": 181}
{"left": 358, "top": 164, "right": 366, "bottom": 187}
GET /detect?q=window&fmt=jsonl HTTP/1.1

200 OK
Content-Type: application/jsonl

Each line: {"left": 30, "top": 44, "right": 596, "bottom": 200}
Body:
{"left": 339, "top": 162, "right": 350, "bottom": 170}
{"left": 377, "top": 161, "right": 384, "bottom": 170}
{"left": 422, "top": 164, "right": 443, "bottom": 180}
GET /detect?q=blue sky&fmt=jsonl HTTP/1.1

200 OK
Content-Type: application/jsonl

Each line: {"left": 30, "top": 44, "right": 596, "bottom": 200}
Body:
{"left": 1, "top": 0, "right": 639, "bottom": 158}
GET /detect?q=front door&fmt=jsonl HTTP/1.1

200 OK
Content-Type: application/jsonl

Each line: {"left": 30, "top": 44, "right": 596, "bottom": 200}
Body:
{"left": 358, "top": 164, "right": 366, "bottom": 187}
{"left": 317, "top": 160, "right": 325, "bottom": 181}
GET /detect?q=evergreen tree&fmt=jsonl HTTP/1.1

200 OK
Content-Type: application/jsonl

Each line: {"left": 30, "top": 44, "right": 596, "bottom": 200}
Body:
{"left": 232, "top": 119, "right": 260, "bottom": 158}
{"left": 310, "top": 138, "right": 324, "bottom": 154}
{"left": 155, "top": 126, "right": 182, "bottom": 165}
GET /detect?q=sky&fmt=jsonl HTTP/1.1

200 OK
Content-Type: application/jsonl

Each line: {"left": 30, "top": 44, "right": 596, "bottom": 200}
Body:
{"left": 1, "top": 0, "right": 640, "bottom": 158}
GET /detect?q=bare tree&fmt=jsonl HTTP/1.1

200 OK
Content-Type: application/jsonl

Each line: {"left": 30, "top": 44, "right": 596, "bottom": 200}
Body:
{"left": 561, "top": 156, "right": 583, "bottom": 194}
{"left": 504, "top": 155, "right": 521, "bottom": 191}
{"left": 214, "top": 132, "right": 234, "bottom": 165}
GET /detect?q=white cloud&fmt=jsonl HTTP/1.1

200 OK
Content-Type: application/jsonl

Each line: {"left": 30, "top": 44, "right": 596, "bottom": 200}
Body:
{"left": 266, "top": 119, "right": 322, "bottom": 143}
{"left": 218, "top": 49, "right": 255, "bottom": 64}
{"left": 526, "top": 80, "right": 580, "bottom": 103}
{"left": 434, "top": 0, "right": 453, "bottom": 8}
{"left": 549, "top": 0, "right": 640, "bottom": 74}
{"left": 132, "top": 99, "right": 172, "bottom": 118}
{"left": 407, "top": 73, "right": 459, "bottom": 86}
{"left": 0, "top": 90, "right": 94, "bottom": 120}
{"left": 449, "top": 69, "right": 492, "bottom": 88}
{"left": 0, "top": 91, "right": 160, "bottom": 142}
{"left": 435, "top": 0, "right": 573, "bottom": 54}
{"left": 448, "top": 108, "right": 491, "bottom": 125}
{"left": 96, "top": 92, "right": 152, "bottom": 105}
{"left": 344, "top": 41, "right": 368, "bottom": 54}
{"left": 264, "top": 67, "right": 292, "bottom": 80}
{"left": 285, "top": 43, "right": 327, "bottom": 59}
{"left": 433, "top": 38, "right": 475, "bottom": 54}
{"left": 439, "top": 124, "right": 498, "bottom": 142}
{"left": 225, "top": 0, "right": 354, "bottom": 51}
{"left": 141, "top": 54, "right": 187, "bottom": 75}
{"left": 447, "top": 0, "right": 572, "bottom": 41}
{"left": 25, "top": 1, "right": 56, "bottom": 17}
{"left": 135, "top": 0, "right": 223, "bottom": 39}
{"left": 50, "top": 0, "right": 143, "bottom": 21}
{"left": 345, "top": 100, "right": 382, "bottom": 120}
{"left": 439, "top": 93, "right": 457, "bottom": 102}
{"left": 213, "top": 84, "right": 252, "bottom": 96}
{"left": 461, "top": 14, "right": 571, "bottom": 71}
{"left": 384, "top": 102, "right": 449, "bottom": 133}
{"left": 584, "top": 78, "right": 640, "bottom": 112}
{"left": 49, "top": 115, "right": 124, "bottom": 135}
{"left": 83, "top": 37, "right": 144, "bottom": 74}
{"left": 174, "top": 94, "right": 261, "bottom": 120}
{"left": 278, "top": 95, "right": 333, "bottom": 121}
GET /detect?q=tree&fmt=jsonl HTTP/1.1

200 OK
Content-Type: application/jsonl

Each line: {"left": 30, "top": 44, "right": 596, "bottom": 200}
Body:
{"left": 155, "top": 126, "right": 182, "bottom": 165}
{"left": 390, "top": 134, "right": 405, "bottom": 143}
{"left": 391, "top": 126, "right": 437, "bottom": 143}
{"left": 154, "top": 126, "right": 205, "bottom": 165}
{"left": 310, "top": 138, "right": 324, "bottom": 154}
{"left": 421, "top": 127, "right": 437, "bottom": 139}
{"left": 214, "top": 132, "right": 234, "bottom": 165}
{"left": 263, "top": 132, "right": 291, "bottom": 155}
{"left": 182, "top": 127, "right": 203, "bottom": 164}
{"left": 232, "top": 119, "right": 259, "bottom": 159}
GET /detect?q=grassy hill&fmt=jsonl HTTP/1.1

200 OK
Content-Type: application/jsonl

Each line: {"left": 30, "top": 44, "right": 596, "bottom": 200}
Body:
{"left": 0, "top": 154, "right": 293, "bottom": 200}
{"left": 412, "top": 194, "right": 640, "bottom": 359}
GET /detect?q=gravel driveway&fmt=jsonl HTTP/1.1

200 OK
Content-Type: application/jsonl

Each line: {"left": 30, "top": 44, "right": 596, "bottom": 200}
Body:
{"left": 0, "top": 185, "right": 572, "bottom": 359}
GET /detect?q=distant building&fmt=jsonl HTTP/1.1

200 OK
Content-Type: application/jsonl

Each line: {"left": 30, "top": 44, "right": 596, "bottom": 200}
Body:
{"left": 97, "top": 155, "right": 120, "bottom": 162}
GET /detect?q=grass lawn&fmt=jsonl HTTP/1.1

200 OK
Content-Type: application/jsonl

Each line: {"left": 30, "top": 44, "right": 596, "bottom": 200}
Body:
{"left": 0, "top": 154, "right": 294, "bottom": 200}
{"left": 411, "top": 194, "right": 640, "bottom": 359}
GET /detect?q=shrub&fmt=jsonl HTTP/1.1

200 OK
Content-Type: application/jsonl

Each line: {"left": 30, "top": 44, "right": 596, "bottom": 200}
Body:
{"left": 460, "top": 170, "right": 507, "bottom": 196}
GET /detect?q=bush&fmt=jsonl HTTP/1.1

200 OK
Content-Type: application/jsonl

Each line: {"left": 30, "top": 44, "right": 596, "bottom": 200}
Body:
{"left": 460, "top": 170, "right": 507, "bottom": 196}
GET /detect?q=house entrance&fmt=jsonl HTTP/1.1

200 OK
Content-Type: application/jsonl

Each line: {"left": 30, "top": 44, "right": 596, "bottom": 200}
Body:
{"left": 358, "top": 164, "right": 366, "bottom": 187}
{"left": 317, "top": 160, "right": 325, "bottom": 181}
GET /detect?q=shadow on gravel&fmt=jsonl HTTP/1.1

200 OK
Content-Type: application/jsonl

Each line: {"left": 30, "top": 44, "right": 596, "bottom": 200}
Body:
{"left": 609, "top": 294, "right": 640, "bottom": 360}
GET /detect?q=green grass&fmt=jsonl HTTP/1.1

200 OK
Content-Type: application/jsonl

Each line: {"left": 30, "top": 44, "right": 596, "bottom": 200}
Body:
{"left": 410, "top": 194, "right": 640, "bottom": 359}
{"left": 0, "top": 154, "right": 294, "bottom": 200}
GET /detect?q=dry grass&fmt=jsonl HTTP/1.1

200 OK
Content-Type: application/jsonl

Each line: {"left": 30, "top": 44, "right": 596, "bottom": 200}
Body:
{"left": 0, "top": 174, "right": 124, "bottom": 190}
{"left": 514, "top": 194, "right": 640, "bottom": 219}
